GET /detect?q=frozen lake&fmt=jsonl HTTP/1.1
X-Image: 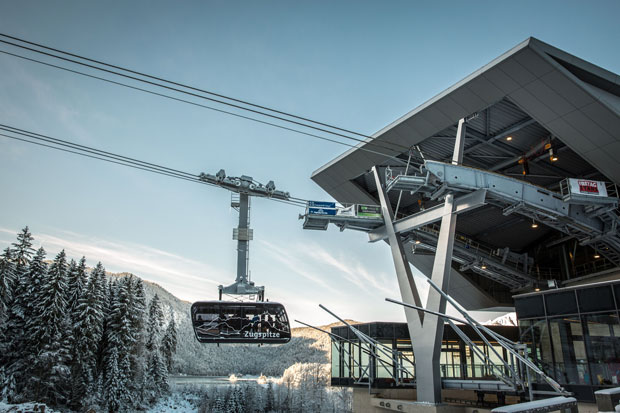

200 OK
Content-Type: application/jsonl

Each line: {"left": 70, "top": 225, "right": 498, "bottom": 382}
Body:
{"left": 169, "top": 375, "right": 268, "bottom": 387}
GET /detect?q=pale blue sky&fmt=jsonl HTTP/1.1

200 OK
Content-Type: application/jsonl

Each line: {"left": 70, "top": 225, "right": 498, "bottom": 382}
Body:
{"left": 1, "top": 1, "right": 619, "bottom": 325}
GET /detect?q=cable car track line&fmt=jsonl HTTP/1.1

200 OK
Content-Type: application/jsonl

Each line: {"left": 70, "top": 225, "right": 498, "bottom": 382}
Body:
{"left": 0, "top": 32, "right": 374, "bottom": 141}
{"left": 0, "top": 124, "right": 309, "bottom": 207}
{"left": 0, "top": 48, "right": 405, "bottom": 161}
{"left": 0, "top": 36, "right": 411, "bottom": 154}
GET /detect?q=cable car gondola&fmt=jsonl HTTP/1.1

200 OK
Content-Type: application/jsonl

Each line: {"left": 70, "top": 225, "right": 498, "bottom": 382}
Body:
{"left": 190, "top": 170, "right": 292, "bottom": 345}
{"left": 191, "top": 301, "right": 291, "bottom": 344}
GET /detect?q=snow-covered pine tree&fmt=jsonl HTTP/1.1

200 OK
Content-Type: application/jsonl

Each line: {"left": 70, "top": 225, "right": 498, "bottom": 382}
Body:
{"left": 0, "top": 248, "right": 15, "bottom": 324}
{"left": 98, "top": 277, "right": 116, "bottom": 380}
{"left": 103, "top": 346, "right": 127, "bottom": 413}
{"left": 29, "top": 249, "right": 71, "bottom": 405}
{"left": 226, "top": 385, "right": 242, "bottom": 412}
{"left": 146, "top": 294, "right": 164, "bottom": 352}
{"left": 71, "top": 261, "right": 106, "bottom": 407}
{"left": 126, "top": 276, "right": 147, "bottom": 409}
{"left": 2, "top": 246, "right": 47, "bottom": 401}
{"left": 161, "top": 310, "right": 178, "bottom": 372}
{"left": 213, "top": 388, "right": 225, "bottom": 413}
{"left": 265, "top": 381, "right": 275, "bottom": 412}
{"left": 11, "top": 227, "right": 35, "bottom": 273}
{"left": 148, "top": 351, "right": 169, "bottom": 397}
{"left": 66, "top": 256, "right": 88, "bottom": 312}
{"left": 88, "top": 262, "right": 107, "bottom": 384}
{"left": 2, "top": 227, "right": 35, "bottom": 369}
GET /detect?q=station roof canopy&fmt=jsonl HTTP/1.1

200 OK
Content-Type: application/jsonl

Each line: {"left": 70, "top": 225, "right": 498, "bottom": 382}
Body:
{"left": 311, "top": 37, "right": 620, "bottom": 255}
{"left": 312, "top": 37, "right": 620, "bottom": 203}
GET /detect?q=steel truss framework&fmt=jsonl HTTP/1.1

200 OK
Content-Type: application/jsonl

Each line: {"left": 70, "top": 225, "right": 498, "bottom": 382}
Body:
{"left": 301, "top": 116, "right": 619, "bottom": 404}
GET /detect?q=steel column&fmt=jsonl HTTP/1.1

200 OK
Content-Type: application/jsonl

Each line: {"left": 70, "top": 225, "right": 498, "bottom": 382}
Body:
{"left": 373, "top": 118, "right": 466, "bottom": 404}
{"left": 236, "top": 193, "right": 250, "bottom": 284}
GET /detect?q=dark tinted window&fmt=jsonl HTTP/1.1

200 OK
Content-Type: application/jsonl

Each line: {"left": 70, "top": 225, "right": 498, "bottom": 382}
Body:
{"left": 578, "top": 286, "right": 615, "bottom": 313}
{"left": 515, "top": 295, "right": 545, "bottom": 319}
{"left": 614, "top": 285, "right": 620, "bottom": 309}
{"left": 376, "top": 323, "right": 394, "bottom": 339}
{"left": 394, "top": 324, "right": 410, "bottom": 340}
{"left": 545, "top": 291, "right": 578, "bottom": 316}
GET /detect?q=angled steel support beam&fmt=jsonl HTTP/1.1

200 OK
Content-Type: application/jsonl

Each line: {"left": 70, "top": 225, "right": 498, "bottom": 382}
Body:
{"left": 368, "top": 189, "right": 487, "bottom": 242}
{"left": 372, "top": 166, "right": 424, "bottom": 321}
{"left": 373, "top": 118, "right": 467, "bottom": 404}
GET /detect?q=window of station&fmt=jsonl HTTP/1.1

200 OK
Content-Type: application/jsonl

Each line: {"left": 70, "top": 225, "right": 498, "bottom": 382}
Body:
{"left": 351, "top": 342, "right": 362, "bottom": 380}
{"left": 396, "top": 339, "right": 415, "bottom": 380}
{"left": 376, "top": 339, "right": 394, "bottom": 379}
{"left": 548, "top": 316, "right": 588, "bottom": 385}
{"left": 331, "top": 341, "right": 341, "bottom": 378}
{"left": 360, "top": 342, "right": 371, "bottom": 380}
{"left": 440, "top": 341, "right": 461, "bottom": 378}
{"left": 545, "top": 291, "right": 578, "bottom": 316}
{"left": 518, "top": 318, "right": 554, "bottom": 381}
{"left": 342, "top": 341, "right": 351, "bottom": 378}
{"left": 578, "top": 286, "right": 615, "bottom": 313}
{"left": 515, "top": 295, "right": 545, "bottom": 319}
{"left": 583, "top": 313, "right": 620, "bottom": 386}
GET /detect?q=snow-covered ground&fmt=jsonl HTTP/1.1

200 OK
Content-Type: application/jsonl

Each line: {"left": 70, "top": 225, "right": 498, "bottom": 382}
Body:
{"left": 145, "top": 393, "right": 201, "bottom": 413}
{"left": 0, "top": 402, "right": 61, "bottom": 413}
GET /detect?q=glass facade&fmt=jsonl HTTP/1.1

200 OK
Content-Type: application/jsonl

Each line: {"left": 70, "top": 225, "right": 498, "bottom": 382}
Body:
{"left": 329, "top": 322, "right": 518, "bottom": 388}
{"left": 514, "top": 280, "right": 620, "bottom": 401}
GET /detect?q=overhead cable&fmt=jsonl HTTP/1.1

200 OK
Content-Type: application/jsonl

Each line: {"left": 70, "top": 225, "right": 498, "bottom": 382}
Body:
{"left": 0, "top": 35, "right": 411, "bottom": 154}
{"left": 0, "top": 32, "right": 373, "bottom": 140}
{"left": 0, "top": 48, "right": 406, "bottom": 164}
{"left": 0, "top": 124, "right": 309, "bottom": 208}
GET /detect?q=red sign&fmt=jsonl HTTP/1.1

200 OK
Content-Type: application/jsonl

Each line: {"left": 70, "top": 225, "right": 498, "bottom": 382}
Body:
{"left": 578, "top": 180, "right": 599, "bottom": 194}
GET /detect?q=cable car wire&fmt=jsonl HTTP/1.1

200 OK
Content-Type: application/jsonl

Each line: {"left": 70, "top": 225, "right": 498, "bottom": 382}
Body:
{"left": 0, "top": 125, "right": 309, "bottom": 208}
{"left": 0, "top": 36, "right": 411, "bottom": 155}
{"left": 0, "top": 48, "right": 406, "bottom": 164}
{"left": 0, "top": 32, "right": 375, "bottom": 141}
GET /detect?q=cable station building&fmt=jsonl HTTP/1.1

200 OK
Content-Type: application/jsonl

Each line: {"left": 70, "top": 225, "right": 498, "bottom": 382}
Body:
{"left": 302, "top": 37, "right": 620, "bottom": 411}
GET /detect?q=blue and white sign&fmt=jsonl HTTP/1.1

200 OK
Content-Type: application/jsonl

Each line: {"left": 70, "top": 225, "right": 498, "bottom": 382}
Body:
{"left": 308, "top": 207, "right": 337, "bottom": 216}
{"left": 308, "top": 201, "right": 336, "bottom": 208}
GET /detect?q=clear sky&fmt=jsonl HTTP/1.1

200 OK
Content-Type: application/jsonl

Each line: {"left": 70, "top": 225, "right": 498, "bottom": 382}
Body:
{"left": 1, "top": 1, "right": 619, "bottom": 326}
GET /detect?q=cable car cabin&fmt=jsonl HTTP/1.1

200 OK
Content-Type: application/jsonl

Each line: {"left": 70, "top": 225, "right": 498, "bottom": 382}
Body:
{"left": 191, "top": 301, "right": 291, "bottom": 344}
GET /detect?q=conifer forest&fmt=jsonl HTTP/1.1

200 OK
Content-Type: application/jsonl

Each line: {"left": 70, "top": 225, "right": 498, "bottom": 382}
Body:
{"left": 0, "top": 227, "right": 352, "bottom": 412}
{"left": 0, "top": 227, "right": 177, "bottom": 412}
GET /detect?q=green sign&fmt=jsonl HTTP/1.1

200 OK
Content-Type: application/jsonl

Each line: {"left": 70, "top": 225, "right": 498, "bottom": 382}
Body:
{"left": 356, "top": 204, "right": 382, "bottom": 218}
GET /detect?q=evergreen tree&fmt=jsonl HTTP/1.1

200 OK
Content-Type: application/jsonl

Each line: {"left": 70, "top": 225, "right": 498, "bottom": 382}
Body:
{"left": 149, "top": 351, "right": 169, "bottom": 397}
{"left": 103, "top": 346, "right": 126, "bottom": 413}
{"left": 213, "top": 389, "right": 225, "bottom": 412}
{"left": 0, "top": 248, "right": 15, "bottom": 323}
{"left": 265, "top": 381, "right": 275, "bottom": 412}
{"left": 29, "top": 249, "right": 71, "bottom": 404}
{"left": 126, "top": 276, "right": 147, "bottom": 406}
{"left": 161, "top": 311, "right": 178, "bottom": 372}
{"left": 226, "top": 385, "right": 242, "bottom": 412}
{"left": 66, "top": 257, "right": 88, "bottom": 311}
{"left": 11, "top": 226, "right": 35, "bottom": 272}
{"left": 146, "top": 294, "right": 164, "bottom": 352}
{"left": 2, "top": 247, "right": 47, "bottom": 400}
{"left": 71, "top": 262, "right": 105, "bottom": 406}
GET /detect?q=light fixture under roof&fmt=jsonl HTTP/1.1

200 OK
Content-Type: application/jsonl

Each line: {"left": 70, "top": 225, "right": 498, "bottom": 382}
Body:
{"left": 531, "top": 220, "right": 539, "bottom": 229}
{"left": 506, "top": 136, "right": 513, "bottom": 141}
{"left": 545, "top": 142, "right": 558, "bottom": 162}
{"left": 550, "top": 149, "right": 559, "bottom": 162}
{"left": 594, "top": 254, "right": 601, "bottom": 259}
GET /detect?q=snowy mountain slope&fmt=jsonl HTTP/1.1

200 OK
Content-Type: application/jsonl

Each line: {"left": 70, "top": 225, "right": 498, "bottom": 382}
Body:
{"left": 482, "top": 312, "right": 517, "bottom": 326}
{"left": 107, "top": 271, "right": 358, "bottom": 376}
